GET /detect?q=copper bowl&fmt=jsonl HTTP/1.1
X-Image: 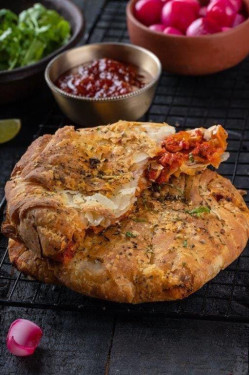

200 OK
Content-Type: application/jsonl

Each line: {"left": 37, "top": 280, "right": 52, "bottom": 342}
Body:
{"left": 126, "top": 0, "right": 249, "bottom": 75}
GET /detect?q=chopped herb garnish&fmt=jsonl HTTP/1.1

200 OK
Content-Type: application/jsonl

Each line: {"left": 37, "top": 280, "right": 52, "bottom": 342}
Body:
{"left": 182, "top": 262, "right": 187, "bottom": 267}
{"left": 186, "top": 206, "right": 210, "bottom": 217}
{"left": 189, "top": 153, "right": 194, "bottom": 163}
{"left": 183, "top": 240, "right": 188, "bottom": 248}
{"left": 133, "top": 217, "right": 147, "bottom": 223}
{"left": 125, "top": 231, "right": 137, "bottom": 238}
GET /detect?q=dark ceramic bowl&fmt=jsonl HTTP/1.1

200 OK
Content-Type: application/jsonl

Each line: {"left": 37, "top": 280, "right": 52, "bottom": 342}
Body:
{"left": 127, "top": 0, "right": 249, "bottom": 75}
{"left": 0, "top": 0, "right": 84, "bottom": 104}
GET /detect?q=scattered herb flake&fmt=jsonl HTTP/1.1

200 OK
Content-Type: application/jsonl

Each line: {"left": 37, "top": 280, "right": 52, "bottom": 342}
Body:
{"left": 189, "top": 153, "right": 194, "bottom": 163}
{"left": 133, "top": 217, "right": 147, "bottom": 223}
{"left": 125, "top": 231, "right": 137, "bottom": 238}
{"left": 183, "top": 240, "right": 188, "bottom": 248}
{"left": 186, "top": 206, "right": 210, "bottom": 217}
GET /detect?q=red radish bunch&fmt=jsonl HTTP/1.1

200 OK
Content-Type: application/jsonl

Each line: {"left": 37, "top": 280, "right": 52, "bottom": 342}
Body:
{"left": 134, "top": 0, "right": 247, "bottom": 36}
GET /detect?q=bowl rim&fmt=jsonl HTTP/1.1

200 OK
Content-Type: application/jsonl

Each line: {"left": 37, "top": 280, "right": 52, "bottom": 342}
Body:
{"left": 45, "top": 42, "right": 162, "bottom": 102}
{"left": 126, "top": 0, "right": 249, "bottom": 40}
{"left": 0, "top": 0, "right": 84, "bottom": 78}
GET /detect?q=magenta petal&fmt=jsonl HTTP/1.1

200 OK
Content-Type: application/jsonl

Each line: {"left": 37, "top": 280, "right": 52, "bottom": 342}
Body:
{"left": 6, "top": 319, "right": 43, "bottom": 357}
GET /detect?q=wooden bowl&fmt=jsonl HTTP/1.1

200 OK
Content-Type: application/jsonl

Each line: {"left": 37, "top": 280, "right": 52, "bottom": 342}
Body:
{"left": 0, "top": 0, "right": 84, "bottom": 104}
{"left": 126, "top": 0, "right": 249, "bottom": 75}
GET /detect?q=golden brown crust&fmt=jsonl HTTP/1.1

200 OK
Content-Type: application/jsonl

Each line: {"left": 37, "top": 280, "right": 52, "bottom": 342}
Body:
{"left": 8, "top": 239, "right": 58, "bottom": 284}
{"left": 3, "top": 121, "right": 176, "bottom": 259}
{"left": 7, "top": 170, "right": 249, "bottom": 303}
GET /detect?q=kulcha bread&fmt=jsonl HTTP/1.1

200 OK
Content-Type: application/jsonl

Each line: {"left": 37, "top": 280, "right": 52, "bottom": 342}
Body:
{"left": 2, "top": 121, "right": 248, "bottom": 303}
{"left": 7, "top": 170, "right": 249, "bottom": 302}
{"left": 3, "top": 121, "right": 175, "bottom": 260}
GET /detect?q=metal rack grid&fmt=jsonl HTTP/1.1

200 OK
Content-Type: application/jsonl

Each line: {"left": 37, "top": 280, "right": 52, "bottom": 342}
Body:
{"left": 0, "top": 0, "right": 249, "bottom": 321}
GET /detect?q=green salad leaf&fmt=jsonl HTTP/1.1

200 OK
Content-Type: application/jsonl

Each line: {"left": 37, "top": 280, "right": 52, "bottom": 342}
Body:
{"left": 0, "top": 3, "right": 71, "bottom": 71}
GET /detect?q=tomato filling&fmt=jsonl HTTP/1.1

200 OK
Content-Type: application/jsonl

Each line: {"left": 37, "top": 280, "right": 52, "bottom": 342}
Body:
{"left": 147, "top": 126, "right": 228, "bottom": 184}
{"left": 55, "top": 241, "right": 75, "bottom": 264}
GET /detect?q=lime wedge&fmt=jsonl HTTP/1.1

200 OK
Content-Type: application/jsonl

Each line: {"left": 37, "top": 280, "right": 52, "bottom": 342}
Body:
{"left": 0, "top": 119, "right": 21, "bottom": 144}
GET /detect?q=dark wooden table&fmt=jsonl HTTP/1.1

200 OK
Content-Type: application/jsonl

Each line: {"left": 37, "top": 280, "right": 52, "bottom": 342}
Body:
{"left": 0, "top": 1, "right": 249, "bottom": 374}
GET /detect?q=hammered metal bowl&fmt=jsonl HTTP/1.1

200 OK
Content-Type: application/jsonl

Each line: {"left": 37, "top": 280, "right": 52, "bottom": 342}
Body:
{"left": 45, "top": 43, "right": 162, "bottom": 126}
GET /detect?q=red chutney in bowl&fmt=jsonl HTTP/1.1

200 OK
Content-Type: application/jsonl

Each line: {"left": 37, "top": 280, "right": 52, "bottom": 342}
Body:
{"left": 55, "top": 58, "right": 149, "bottom": 98}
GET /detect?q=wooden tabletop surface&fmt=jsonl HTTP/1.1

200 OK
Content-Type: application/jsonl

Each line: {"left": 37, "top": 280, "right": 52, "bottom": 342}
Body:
{"left": 0, "top": 1, "right": 248, "bottom": 374}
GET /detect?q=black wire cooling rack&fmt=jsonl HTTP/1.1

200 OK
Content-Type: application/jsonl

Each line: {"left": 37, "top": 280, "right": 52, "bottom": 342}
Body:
{"left": 0, "top": 0, "right": 249, "bottom": 321}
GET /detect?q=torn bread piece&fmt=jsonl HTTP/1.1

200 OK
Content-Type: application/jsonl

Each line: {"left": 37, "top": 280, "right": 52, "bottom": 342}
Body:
{"left": 146, "top": 125, "right": 228, "bottom": 183}
{"left": 2, "top": 121, "right": 174, "bottom": 259}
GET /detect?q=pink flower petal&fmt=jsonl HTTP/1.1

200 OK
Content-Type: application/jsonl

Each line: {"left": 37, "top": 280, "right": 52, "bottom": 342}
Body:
{"left": 7, "top": 319, "right": 43, "bottom": 357}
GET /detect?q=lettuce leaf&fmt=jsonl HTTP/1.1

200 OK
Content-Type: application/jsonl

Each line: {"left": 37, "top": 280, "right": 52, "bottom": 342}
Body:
{"left": 0, "top": 3, "right": 71, "bottom": 71}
